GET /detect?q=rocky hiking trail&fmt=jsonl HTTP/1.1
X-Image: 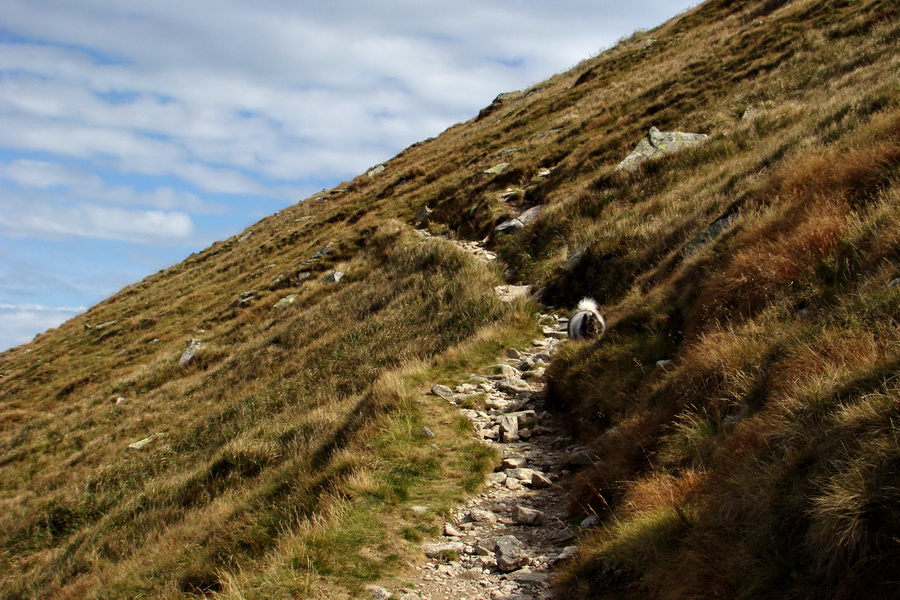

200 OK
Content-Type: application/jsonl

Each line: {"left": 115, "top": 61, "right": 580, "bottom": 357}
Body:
{"left": 369, "top": 235, "right": 590, "bottom": 600}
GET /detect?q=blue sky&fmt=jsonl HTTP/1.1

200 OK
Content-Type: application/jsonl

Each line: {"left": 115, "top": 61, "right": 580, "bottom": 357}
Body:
{"left": 0, "top": 0, "right": 697, "bottom": 351}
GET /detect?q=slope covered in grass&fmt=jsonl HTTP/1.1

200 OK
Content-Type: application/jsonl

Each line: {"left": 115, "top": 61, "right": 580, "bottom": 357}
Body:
{"left": 2, "top": 0, "right": 899, "bottom": 598}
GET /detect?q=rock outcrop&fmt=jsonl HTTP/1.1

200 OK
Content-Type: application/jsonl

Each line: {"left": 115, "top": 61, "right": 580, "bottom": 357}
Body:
{"left": 617, "top": 126, "right": 709, "bottom": 171}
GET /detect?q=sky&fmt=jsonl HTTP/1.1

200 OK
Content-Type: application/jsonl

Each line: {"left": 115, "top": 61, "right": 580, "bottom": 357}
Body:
{"left": 0, "top": 0, "right": 698, "bottom": 351}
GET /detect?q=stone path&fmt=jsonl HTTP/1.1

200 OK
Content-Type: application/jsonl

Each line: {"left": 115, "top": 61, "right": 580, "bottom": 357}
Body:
{"left": 362, "top": 229, "right": 590, "bottom": 600}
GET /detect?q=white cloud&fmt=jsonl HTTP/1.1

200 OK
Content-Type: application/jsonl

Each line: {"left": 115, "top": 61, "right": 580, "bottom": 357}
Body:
{"left": 0, "top": 303, "right": 84, "bottom": 351}
{"left": 0, "top": 199, "right": 196, "bottom": 243}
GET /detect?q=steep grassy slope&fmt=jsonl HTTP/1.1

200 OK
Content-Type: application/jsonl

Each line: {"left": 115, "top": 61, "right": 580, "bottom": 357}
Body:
{"left": 2, "top": 0, "right": 899, "bottom": 598}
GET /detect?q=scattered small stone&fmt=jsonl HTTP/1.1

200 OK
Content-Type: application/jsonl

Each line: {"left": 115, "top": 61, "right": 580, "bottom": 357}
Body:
{"left": 127, "top": 432, "right": 166, "bottom": 452}
{"left": 506, "top": 348, "right": 521, "bottom": 359}
{"left": 505, "top": 468, "right": 537, "bottom": 481}
{"left": 888, "top": 278, "right": 900, "bottom": 288}
{"left": 432, "top": 384, "right": 455, "bottom": 400}
{"left": 512, "top": 571, "right": 550, "bottom": 585}
{"left": 511, "top": 505, "right": 545, "bottom": 525}
{"left": 274, "top": 294, "right": 299, "bottom": 309}
{"left": 554, "top": 546, "right": 578, "bottom": 563}
{"left": 495, "top": 535, "right": 530, "bottom": 572}
{"left": 505, "top": 477, "right": 525, "bottom": 491}
{"left": 580, "top": 515, "right": 601, "bottom": 529}
{"left": 517, "top": 205, "right": 544, "bottom": 226}
{"left": 179, "top": 339, "right": 202, "bottom": 366}
{"left": 368, "top": 164, "right": 386, "bottom": 177}
{"left": 495, "top": 218, "right": 525, "bottom": 233}
{"left": 365, "top": 584, "right": 393, "bottom": 600}
{"left": 494, "top": 285, "right": 533, "bottom": 302}
{"left": 499, "top": 457, "right": 528, "bottom": 470}
{"left": 323, "top": 270, "right": 344, "bottom": 285}
{"left": 497, "top": 415, "right": 520, "bottom": 443}
{"left": 722, "top": 413, "right": 743, "bottom": 433}
{"left": 497, "top": 377, "right": 531, "bottom": 394}
{"left": 656, "top": 359, "right": 675, "bottom": 369}
{"left": 531, "top": 472, "right": 554, "bottom": 489}
{"left": 483, "top": 163, "right": 511, "bottom": 175}
{"left": 423, "top": 542, "right": 465, "bottom": 559}
{"left": 419, "top": 427, "right": 436, "bottom": 439}
{"left": 115, "top": 396, "right": 127, "bottom": 405}
{"left": 444, "top": 523, "right": 464, "bottom": 537}
{"left": 414, "top": 206, "right": 434, "bottom": 224}
{"left": 467, "top": 509, "right": 498, "bottom": 525}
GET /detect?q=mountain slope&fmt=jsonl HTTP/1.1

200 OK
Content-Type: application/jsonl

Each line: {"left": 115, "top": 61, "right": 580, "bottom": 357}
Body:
{"left": 2, "top": 0, "right": 899, "bottom": 598}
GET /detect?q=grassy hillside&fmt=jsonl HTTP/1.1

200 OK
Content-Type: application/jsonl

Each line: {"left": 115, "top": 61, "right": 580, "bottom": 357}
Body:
{"left": 2, "top": 0, "right": 899, "bottom": 598}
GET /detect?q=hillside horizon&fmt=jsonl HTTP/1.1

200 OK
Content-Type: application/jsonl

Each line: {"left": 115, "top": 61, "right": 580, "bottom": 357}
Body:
{"left": 2, "top": 0, "right": 899, "bottom": 598}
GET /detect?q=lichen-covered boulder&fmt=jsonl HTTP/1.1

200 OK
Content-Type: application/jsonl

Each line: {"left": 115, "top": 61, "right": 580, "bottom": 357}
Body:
{"left": 616, "top": 126, "right": 709, "bottom": 171}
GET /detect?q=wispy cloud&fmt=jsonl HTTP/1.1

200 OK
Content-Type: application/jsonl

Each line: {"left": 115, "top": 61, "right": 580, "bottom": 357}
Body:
{"left": 0, "top": 303, "right": 85, "bottom": 350}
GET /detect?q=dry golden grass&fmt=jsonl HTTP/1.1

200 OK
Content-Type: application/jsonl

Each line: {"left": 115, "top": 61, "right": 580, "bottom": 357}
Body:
{"left": 2, "top": 0, "right": 899, "bottom": 598}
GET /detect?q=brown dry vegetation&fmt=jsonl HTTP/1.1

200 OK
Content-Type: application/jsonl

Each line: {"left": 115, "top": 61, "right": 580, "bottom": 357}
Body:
{"left": 2, "top": 0, "right": 899, "bottom": 598}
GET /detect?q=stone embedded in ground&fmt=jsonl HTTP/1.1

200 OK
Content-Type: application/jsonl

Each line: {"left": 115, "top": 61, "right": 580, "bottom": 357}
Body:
{"left": 492, "top": 363, "right": 520, "bottom": 378}
{"left": 368, "top": 164, "right": 386, "bottom": 177}
{"left": 494, "top": 285, "right": 533, "bottom": 303}
{"left": 506, "top": 410, "right": 537, "bottom": 429}
{"left": 365, "top": 584, "right": 393, "bottom": 600}
{"left": 513, "top": 571, "right": 550, "bottom": 586}
{"left": 303, "top": 242, "right": 334, "bottom": 265}
{"left": 274, "top": 294, "right": 299, "bottom": 309}
{"left": 127, "top": 432, "right": 166, "bottom": 452}
{"left": 483, "top": 163, "right": 511, "bottom": 175}
{"left": 531, "top": 472, "right": 554, "bottom": 489}
{"left": 505, "top": 468, "right": 537, "bottom": 481}
{"left": 616, "top": 126, "right": 710, "bottom": 171}
{"left": 432, "top": 384, "right": 455, "bottom": 400}
{"left": 580, "top": 515, "right": 601, "bottom": 528}
{"left": 497, "top": 377, "right": 531, "bottom": 394}
{"left": 423, "top": 542, "right": 466, "bottom": 558}
{"left": 656, "top": 359, "right": 675, "bottom": 369}
{"left": 497, "top": 415, "right": 520, "bottom": 443}
{"left": 889, "top": 278, "right": 900, "bottom": 288}
{"left": 323, "top": 270, "right": 344, "bottom": 285}
{"left": 179, "top": 339, "right": 202, "bottom": 366}
{"left": 414, "top": 206, "right": 433, "bottom": 223}
{"left": 495, "top": 218, "right": 525, "bottom": 233}
{"left": 410, "top": 505, "right": 430, "bottom": 516}
{"left": 517, "top": 205, "right": 545, "bottom": 226}
{"left": 444, "top": 523, "right": 464, "bottom": 537}
{"left": 467, "top": 509, "right": 498, "bottom": 525}
{"left": 683, "top": 212, "right": 739, "bottom": 256}
{"left": 419, "top": 427, "right": 436, "bottom": 438}
{"left": 495, "top": 535, "right": 530, "bottom": 572}
{"left": 499, "top": 457, "right": 528, "bottom": 470}
{"left": 512, "top": 505, "right": 545, "bottom": 525}
{"left": 505, "top": 477, "right": 525, "bottom": 490}
{"left": 506, "top": 348, "right": 521, "bottom": 359}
